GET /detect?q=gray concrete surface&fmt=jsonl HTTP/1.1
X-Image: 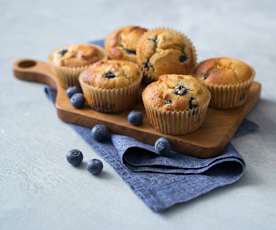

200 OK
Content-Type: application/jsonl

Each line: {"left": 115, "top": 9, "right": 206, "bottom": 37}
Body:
{"left": 1, "top": 0, "right": 276, "bottom": 229}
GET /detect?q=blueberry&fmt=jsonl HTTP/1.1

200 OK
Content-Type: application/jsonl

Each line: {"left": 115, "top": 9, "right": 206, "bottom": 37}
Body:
{"left": 202, "top": 73, "right": 209, "bottom": 80}
{"left": 143, "top": 60, "right": 152, "bottom": 70}
{"left": 103, "top": 71, "right": 116, "bottom": 79}
{"left": 128, "top": 111, "right": 143, "bottom": 126}
{"left": 188, "top": 97, "right": 198, "bottom": 110}
{"left": 163, "top": 99, "right": 172, "bottom": 104}
{"left": 91, "top": 124, "right": 110, "bottom": 142}
{"left": 173, "top": 84, "right": 189, "bottom": 96}
{"left": 179, "top": 54, "right": 188, "bottom": 63}
{"left": 87, "top": 159, "right": 103, "bottom": 175}
{"left": 66, "top": 149, "right": 83, "bottom": 167}
{"left": 124, "top": 48, "right": 136, "bottom": 55}
{"left": 154, "top": 137, "right": 171, "bottom": 156}
{"left": 58, "top": 49, "right": 68, "bottom": 56}
{"left": 70, "top": 93, "right": 85, "bottom": 108}
{"left": 66, "top": 86, "right": 81, "bottom": 98}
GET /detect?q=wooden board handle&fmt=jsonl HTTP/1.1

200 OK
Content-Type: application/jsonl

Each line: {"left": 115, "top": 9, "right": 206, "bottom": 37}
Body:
{"left": 12, "top": 58, "right": 261, "bottom": 157}
{"left": 13, "top": 59, "right": 57, "bottom": 89}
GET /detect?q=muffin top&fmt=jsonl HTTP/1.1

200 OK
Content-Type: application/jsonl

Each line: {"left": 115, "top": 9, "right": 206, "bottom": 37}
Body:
{"left": 105, "top": 26, "right": 147, "bottom": 62}
{"left": 142, "top": 74, "right": 210, "bottom": 112}
{"left": 80, "top": 60, "right": 141, "bottom": 89}
{"left": 137, "top": 28, "right": 196, "bottom": 83}
{"left": 194, "top": 57, "right": 253, "bottom": 85}
{"left": 49, "top": 44, "right": 106, "bottom": 67}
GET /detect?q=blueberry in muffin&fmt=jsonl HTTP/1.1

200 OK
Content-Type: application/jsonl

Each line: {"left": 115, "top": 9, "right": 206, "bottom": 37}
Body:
{"left": 142, "top": 74, "right": 210, "bottom": 135}
{"left": 105, "top": 26, "right": 147, "bottom": 63}
{"left": 137, "top": 28, "right": 197, "bottom": 84}
{"left": 79, "top": 60, "right": 142, "bottom": 113}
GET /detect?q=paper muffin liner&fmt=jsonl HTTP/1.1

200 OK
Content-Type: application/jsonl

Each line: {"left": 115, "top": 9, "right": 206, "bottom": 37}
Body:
{"left": 79, "top": 77, "right": 142, "bottom": 113}
{"left": 137, "top": 27, "right": 198, "bottom": 83}
{"left": 51, "top": 64, "right": 91, "bottom": 88}
{"left": 203, "top": 67, "right": 255, "bottom": 109}
{"left": 143, "top": 96, "right": 210, "bottom": 135}
{"left": 49, "top": 45, "right": 107, "bottom": 89}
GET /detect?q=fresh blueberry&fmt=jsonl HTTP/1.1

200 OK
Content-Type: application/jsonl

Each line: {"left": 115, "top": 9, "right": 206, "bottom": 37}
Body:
{"left": 128, "top": 111, "right": 143, "bottom": 126}
{"left": 91, "top": 124, "right": 110, "bottom": 142}
{"left": 154, "top": 137, "right": 171, "bottom": 156}
{"left": 87, "top": 159, "right": 103, "bottom": 175}
{"left": 70, "top": 93, "right": 85, "bottom": 108}
{"left": 66, "top": 149, "right": 83, "bottom": 167}
{"left": 66, "top": 86, "right": 81, "bottom": 98}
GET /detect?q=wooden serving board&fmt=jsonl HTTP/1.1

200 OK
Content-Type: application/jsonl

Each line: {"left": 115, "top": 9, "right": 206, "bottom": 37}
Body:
{"left": 13, "top": 59, "right": 261, "bottom": 158}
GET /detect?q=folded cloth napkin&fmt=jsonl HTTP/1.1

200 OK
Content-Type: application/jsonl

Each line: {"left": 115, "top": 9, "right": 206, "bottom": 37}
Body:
{"left": 44, "top": 39, "right": 259, "bottom": 212}
{"left": 44, "top": 86, "right": 258, "bottom": 212}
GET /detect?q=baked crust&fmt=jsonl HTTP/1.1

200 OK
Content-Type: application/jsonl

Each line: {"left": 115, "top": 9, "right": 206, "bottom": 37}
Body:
{"left": 137, "top": 28, "right": 196, "bottom": 83}
{"left": 105, "top": 26, "right": 147, "bottom": 62}
{"left": 80, "top": 60, "right": 141, "bottom": 89}
{"left": 49, "top": 44, "right": 106, "bottom": 67}
{"left": 194, "top": 57, "right": 253, "bottom": 85}
{"left": 142, "top": 74, "right": 210, "bottom": 112}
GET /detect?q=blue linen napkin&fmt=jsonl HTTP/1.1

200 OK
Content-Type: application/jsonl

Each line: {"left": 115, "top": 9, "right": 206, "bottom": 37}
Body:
{"left": 44, "top": 85, "right": 258, "bottom": 212}
{"left": 45, "top": 39, "right": 259, "bottom": 212}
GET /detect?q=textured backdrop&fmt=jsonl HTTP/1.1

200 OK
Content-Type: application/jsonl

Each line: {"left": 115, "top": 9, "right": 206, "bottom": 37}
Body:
{"left": 1, "top": 0, "right": 276, "bottom": 229}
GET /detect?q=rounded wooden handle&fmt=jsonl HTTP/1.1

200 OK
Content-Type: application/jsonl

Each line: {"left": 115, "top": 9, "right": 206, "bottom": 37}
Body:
{"left": 13, "top": 59, "right": 57, "bottom": 88}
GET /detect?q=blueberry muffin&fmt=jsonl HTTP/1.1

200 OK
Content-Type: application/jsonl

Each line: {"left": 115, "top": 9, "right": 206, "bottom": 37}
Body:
{"left": 79, "top": 60, "right": 142, "bottom": 113}
{"left": 142, "top": 74, "right": 210, "bottom": 135}
{"left": 105, "top": 26, "right": 147, "bottom": 63}
{"left": 137, "top": 28, "right": 197, "bottom": 84}
{"left": 49, "top": 44, "right": 107, "bottom": 88}
{"left": 194, "top": 57, "right": 255, "bottom": 109}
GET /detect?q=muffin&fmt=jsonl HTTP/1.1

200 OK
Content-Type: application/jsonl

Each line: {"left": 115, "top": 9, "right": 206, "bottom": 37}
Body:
{"left": 49, "top": 44, "right": 107, "bottom": 88}
{"left": 194, "top": 57, "right": 255, "bottom": 109}
{"left": 142, "top": 74, "right": 210, "bottom": 135}
{"left": 105, "top": 25, "right": 147, "bottom": 62}
{"left": 137, "top": 28, "right": 197, "bottom": 84}
{"left": 79, "top": 60, "right": 142, "bottom": 113}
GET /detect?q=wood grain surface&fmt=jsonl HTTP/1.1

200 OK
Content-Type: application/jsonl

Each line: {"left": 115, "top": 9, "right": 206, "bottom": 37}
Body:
{"left": 13, "top": 59, "right": 261, "bottom": 157}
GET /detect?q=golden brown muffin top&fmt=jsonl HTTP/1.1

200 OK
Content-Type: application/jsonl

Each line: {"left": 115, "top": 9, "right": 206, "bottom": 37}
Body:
{"left": 49, "top": 44, "right": 106, "bottom": 67}
{"left": 194, "top": 57, "right": 253, "bottom": 85}
{"left": 137, "top": 28, "right": 196, "bottom": 83}
{"left": 142, "top": 74, "right": 210, "bottom": 112}
{"left": 105, "top": 26, "right": 147, "bottom": 62}
{"left": 79, "top": 60, "right": 141, "bottom": 89}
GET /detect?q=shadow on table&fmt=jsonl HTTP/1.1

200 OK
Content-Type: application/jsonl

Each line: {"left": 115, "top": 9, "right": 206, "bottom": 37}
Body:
{"left": 161, "top": 165, "right": 261, "bottom": 217}
{"left": 76, "top": 161, "right": 114, "bottom": 180}
{"left": 162, "top": 98, "right": 276, "bottom": 216}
